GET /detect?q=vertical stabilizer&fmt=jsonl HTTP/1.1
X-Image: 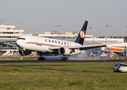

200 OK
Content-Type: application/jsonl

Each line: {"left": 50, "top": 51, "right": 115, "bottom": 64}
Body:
{"left": 75, "top": 21, "right": 88, "bottom": 45}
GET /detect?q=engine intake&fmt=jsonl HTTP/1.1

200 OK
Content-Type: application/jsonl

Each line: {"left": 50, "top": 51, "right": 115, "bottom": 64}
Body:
{"left": 59, "top": 47, "right": 71, "bottom": 55}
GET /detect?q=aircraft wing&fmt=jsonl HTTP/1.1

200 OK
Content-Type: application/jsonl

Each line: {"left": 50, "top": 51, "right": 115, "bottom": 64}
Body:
{"left": 49, "top": 44, "right": 106, "bottom": 50}
{"left": 69, "top": 44, "right": 106, "bottom": 50}
{"left": 3, "top": 42, "right": 18, "bottom": 47}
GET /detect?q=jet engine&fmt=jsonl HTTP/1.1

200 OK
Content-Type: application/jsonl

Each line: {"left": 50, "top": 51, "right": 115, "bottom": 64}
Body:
{"left": 59, "top": 47, "right": 71, "bottom": 55}
{"left": 19, "top": 49, "right": 31, "bottom": 56}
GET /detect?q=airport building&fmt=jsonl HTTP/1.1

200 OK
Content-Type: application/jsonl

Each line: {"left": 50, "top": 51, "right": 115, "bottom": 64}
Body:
{"left": 0, "top": 24, "right": 124, "bottom": 43}
{"left": 0, "top": 24, "right": 125, "bottom": 56}
{"left": 0, "top": 25, "right": 24, "bottom": 41}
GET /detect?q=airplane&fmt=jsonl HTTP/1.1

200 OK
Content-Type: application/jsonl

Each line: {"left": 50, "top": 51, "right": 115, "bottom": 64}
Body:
{"left": 4, "top": 21, "right": 106, "bottom": 60}
{"left": 101, "top": 43, "right": 127, "bottom": 56}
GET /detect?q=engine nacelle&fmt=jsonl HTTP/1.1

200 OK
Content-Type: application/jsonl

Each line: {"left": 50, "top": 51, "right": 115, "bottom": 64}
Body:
{"left": 59, "top": 47, "right": 71, "bottom": 55}
{"left": 19, "top": 49, "right": 31, "bottom": 56}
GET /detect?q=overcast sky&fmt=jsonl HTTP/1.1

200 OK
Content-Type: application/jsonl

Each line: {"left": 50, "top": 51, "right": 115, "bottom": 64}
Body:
{"left": 0, "top": 0, "right": 127, "bottom": 36}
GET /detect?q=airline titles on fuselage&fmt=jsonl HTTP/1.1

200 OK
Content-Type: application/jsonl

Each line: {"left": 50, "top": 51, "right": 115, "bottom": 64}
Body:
{"left": 45, "top": 39, "right": 71, "bottom": 46}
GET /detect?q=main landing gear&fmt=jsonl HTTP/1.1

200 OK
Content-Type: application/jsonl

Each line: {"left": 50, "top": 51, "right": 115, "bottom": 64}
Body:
{"left": 37, "top": 52, "right": 68, "bottom": 60}
{"left": 38, "top": 52, "right": 45, "bottom": 60}
{"left": 61, "top": 57, "right": 68, "bottom": 60}
{"left": 38, "top": 56, "right": 68, "bottom": 60}
{"left": 38, "top": 57, "right": 45, "bottom": 60}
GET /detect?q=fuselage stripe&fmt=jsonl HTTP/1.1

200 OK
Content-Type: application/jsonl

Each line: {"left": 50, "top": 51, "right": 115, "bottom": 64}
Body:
{"left": 27, "top": 42, "right": 57, "bottom": 47}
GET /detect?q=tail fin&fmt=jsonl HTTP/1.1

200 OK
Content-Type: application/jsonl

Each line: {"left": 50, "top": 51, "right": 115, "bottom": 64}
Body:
{"left": 75, "top": 21, "right": 88, "bottom": 45}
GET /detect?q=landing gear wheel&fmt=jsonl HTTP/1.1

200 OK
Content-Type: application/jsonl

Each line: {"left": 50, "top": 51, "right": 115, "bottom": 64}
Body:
{"left": 61, "top": 57, "right": 68, "bottom": 61}
{"left": 38, "top": 57, "right": 45, "bottom": 60}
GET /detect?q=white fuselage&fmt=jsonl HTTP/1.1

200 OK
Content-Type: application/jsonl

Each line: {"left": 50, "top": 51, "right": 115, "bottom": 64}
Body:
{"left": 16, "top": 35, "right": 82, "bottom": 54}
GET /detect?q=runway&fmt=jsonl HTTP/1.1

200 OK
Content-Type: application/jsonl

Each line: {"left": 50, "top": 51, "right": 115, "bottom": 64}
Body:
{"left": 0, "top": 59, "right": 127, "bottom": 64}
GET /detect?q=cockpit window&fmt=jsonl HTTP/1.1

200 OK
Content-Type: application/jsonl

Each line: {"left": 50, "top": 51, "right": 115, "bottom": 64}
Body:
{"left": 18, "top": 38, "right": 25, "bottom": 40}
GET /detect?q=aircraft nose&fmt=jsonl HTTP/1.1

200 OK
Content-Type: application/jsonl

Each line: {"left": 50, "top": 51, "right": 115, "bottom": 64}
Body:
{"left": 16, "top": 40, "right": 19, "bottom": 46}
{"left": 16, "top": 39, "right": 25, "bottom": 48}
{"left": 16, "top": 39, "right": 21, "bottom": 47}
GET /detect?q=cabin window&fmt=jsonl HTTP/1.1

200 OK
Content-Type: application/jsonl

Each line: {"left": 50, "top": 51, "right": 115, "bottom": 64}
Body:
{"left": 18, "top": 38, "right": 25, "bottom": 40}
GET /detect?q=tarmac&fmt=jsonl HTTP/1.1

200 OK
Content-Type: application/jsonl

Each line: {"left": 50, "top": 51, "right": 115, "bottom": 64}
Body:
{"left": 0, "top": 59, "right": 127, "bottom": 64}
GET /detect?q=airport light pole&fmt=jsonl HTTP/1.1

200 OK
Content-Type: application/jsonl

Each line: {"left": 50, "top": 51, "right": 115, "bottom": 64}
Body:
{"left": 99, "top": 32, "right": 101, "bottom": 38}
{"left": 119, "top": 32, "right": 121, "bottom": 38}
{"left": 58, "top": 25, "right": 62, "bottom": 39}
{"left": 105, "top": 25, "right": 109, "bottom": 43}
{"left": 89, "top": 27, "right": 92, "bottom": 38}
{"left": 114, "top": 32, "right": 115, "bottom": 38}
